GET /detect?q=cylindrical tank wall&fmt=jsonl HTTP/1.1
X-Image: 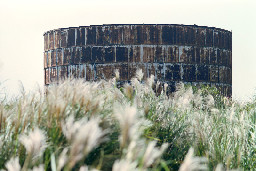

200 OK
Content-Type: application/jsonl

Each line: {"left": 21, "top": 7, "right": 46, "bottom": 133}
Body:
{"left": 43, "top": 24, "right": 232, "bottom": 96}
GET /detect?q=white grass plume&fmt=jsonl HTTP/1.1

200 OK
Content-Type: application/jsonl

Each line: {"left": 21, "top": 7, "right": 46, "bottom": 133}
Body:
{"left": 112, "top": 159, "right": 138, "bottom": 171}
{"left": 114, "top": 104, "right": 149, "bottom": 148}
{"left": 136, "top": 69, "right": 144, "bottom": 82}
{"left": 19, "top": 127, "right": 47, "bottom": 159}
{"left": 30, "top": 165, "right": 44, "bottom": 171}
{"left": 114, "top": 69, "right": 120, "bottom": 80}
{"left": 142, "top": 141, "right": 168, "bottom": 168}
{"left": 64, "top": 116, "right": 108, "bottom": 168}
{"left": 5, "top": 157, "right": 21, "bottom": 171}
{"left": 57, "top": 148, "right": 68, "bottom": 171}
{"left": 179, "top": 148, "right": 208, "bottom": 171}
{"left": 146, "top": 75, "right": 155, "bottom": 89}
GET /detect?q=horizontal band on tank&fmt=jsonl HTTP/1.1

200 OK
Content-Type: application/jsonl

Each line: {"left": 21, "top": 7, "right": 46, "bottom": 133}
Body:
{"left": 44, "top": 63, "right": 232, "bottom": 85}
{"left": 44, "top": 63, "right": 232, "bottom": 70}
{"left": 44, "top": 24, "right": 232, "bottom": 51}
{"left": 44, "top": 66, "right": 232, "bottom": 96}
{"left": 43, "top": 45, "right": 232, "bottom": 67}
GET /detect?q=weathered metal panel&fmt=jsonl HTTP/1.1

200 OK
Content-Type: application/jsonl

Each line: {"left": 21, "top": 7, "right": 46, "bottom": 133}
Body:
{"left": 136, "top": 25, "right": 143, "bottom": 44}
{"left": 220, "top": 50, "right": 225, "bottom": 66}
{"left": 176, "top": 26, "right": 185, "bottom": 45}
{"left": 184, "top": 27, "right": 189, "bottom": 45}
{"left": 195, "top": 47, "right": 200, "bottom": 63}
{"left": 51, "top": 50, "right": 56, "bottom": 67}
{"left": 110, "top": 25, "right": 118, "bottom": 45}
{"left": 219, "top": 31, "right": 225, "bottom": 49}
{"left": 179, "top": 46, "right": 186, "bottom": 63}
{"left": 219, "top": 66, "right": 225, "bottom": 83}
{"left": 206, "top": 29, "right": 213, "bottom": 47}
{"left": 143, "top": 46, "right": 154, "bottom": 63}
{"left": 78, "top": 64, "right": 86, "bottom": 78}
{"left": 92, "top": 47, "right": 104, "bottom": 63}
{"left": 81, "top": 47, "right": 92, "bottom": 63}
{"left": 103, "top": 26, "right": 110, "bottom": 45}
{"left": 49, "top": 31, "right": 54, "bottom": 50}
{"left": 149, "top": 25, "right": 159, "bottom": 44}
{"left": 143, "top": 25, "right": 150, "bottom": 44}
{"left": 47, "top": 51, "right": 51, "bottom": 68}
{"left": 44, "top": 34, "right": 49, "bottom": 51}
{"left": 187, "top": 26, "right": 195, "bottom": 45}
{"left": 72, "top": 65, "right": 78, "bottom": 78}
{"left": 209, "top": 48, "right": 217, "bottom": 64}
{"left": 78, "top": 27, "right": 85, "bottom": 46}
{"left": 154, "top": 63, "right": 164, "bottom": 81}
{"left": 86, "top": 27, "right": 96, "bottom": 45}
{"left": 104, "top": 47, "right": 115, "bottom": 63}
{"left": 96, "top": 26, "right": 104, "bottom": 45}
{"left": 50, "top": 67, "right": 57, "bottom": 82}
{"left": 165, "top": 64, "right": 174, "bottom": 81}
{"left": 146, "top": 63, "right": 156, "bottom": 77}
{"left": 196, "top": 28, "right": 206, "bottom": 46}
{"left": 227, "top": 67, "right": 232, "bottom": 84}
{"left": 154, "top": 46, "right": 164, "bottom": 63}
{"left": 171, "top": 64, "right": 181, "bottom": 81}
{"left": 59, "top": 66, "right": 68, "bottom": 80}
{"left": 116, "top": 46, "right": 128, "bottom": 62}
{"left": 60, "top": 29, "right": 68, "bottom": 48}
{"left": 63, "top": 48, "right": 71, "bottom": 65}
{"left": 229, "top": 32, "right": 232, "bottom": 51}
{"left": 165, "top": 46, "right": 179, "bottom": 63}
{"left": 179, "top": 46, "right": 195, "bottom": 63}
{"left": 123, "top": 25, "right": 131, "bottom": 45}
{"left": 213, "top": 30, "right": 219, "bottom": 47}
{"left": 200, "top": 48, "right": 209, "bottom": 64}
{"left": 209, "top": 65, "right": 218, "bottom": 82}
{"left": 197, "top": 65, "right": 209, "bottom": 82}
{"left": 129, "top": 45, "right": 141, "bottom": 62}
{"left": 45, "top": 69, "right": 49, "bottom": 85}
{"left": 56, "top": 49, "right": 63, "bottom": 66}
{"left": 104, "top": 65, "right": 114, "bottom": 79}
{"left": 95, "top": 64, "right": 114, "bottom": 80}
{"left": 71, "top": 47, "right": 81, "bottom": 65}
{"left": 95, "top": 64, "right": 104, "bottom": 80}
{"left": 183, "top": 64, "right": 196, "bottom": 82}
{"left": 86, "top": 64, "right": 94, "bottom": 81}
{"left": 67, "top": 28, "right": 76, "bottom": 47}
{"left": 44, "top": 52, "right": 48, "bottom": 68}
{"left": 54, "top": 30, "right": 61, "bottom": 49}
{"left": 162, "top": 25, "right": 172, "bottom": 44}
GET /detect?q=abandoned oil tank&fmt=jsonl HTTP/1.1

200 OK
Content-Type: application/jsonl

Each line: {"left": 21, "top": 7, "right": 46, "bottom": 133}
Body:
{"left": 43, "top": 24, "right": 232, "bottom": 96}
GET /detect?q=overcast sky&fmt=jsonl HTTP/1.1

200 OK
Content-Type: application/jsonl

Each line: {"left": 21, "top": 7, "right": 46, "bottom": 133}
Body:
{"left": 0, "top": 0, "right": 255, "bottom": 101}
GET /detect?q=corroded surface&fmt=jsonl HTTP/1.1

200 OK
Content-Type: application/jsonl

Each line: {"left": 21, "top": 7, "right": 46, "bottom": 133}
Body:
{"left": 43, "top": 24, "right": 232, "bottom": 96}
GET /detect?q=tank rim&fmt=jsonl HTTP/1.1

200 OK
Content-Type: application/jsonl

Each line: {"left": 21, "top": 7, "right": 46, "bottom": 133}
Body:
{"left": 43, "top": 24, "right": 232, "bottom": 36}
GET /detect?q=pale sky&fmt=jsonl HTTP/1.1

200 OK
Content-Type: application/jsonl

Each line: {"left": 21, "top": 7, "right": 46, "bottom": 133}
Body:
{"left": 0, "top": 0, "right": 255, "bottom": 101}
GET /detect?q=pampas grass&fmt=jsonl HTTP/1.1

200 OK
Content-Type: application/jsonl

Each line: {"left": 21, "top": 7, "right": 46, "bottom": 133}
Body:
{"left": 0, "top": 71, "right": 255, "bottom": 170}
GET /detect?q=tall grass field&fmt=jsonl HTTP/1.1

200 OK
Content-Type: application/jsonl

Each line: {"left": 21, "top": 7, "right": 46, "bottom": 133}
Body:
{"left": 0, "top": 69, "right": 255, "bottom": 170}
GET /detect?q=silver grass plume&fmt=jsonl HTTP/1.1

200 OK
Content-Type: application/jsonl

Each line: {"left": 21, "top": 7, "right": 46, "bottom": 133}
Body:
{"left": 112, "top": 159, "right": 138, "bottom": 171}
{"left": 5, "top": 157, "right": 21, "bottom": 171}
{"left": 179, "top": 148, "right": 208, "bottom": 171}
{"left": 142, "top": 141, "right": 168, "bottom": 168}
{"left": 19, "top": 127, "right": 47, "bottom": 160}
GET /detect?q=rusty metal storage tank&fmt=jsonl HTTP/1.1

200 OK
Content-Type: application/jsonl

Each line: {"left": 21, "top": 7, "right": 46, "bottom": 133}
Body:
{"left": 43, "top": 24, "right": 232, "bottom": 96}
